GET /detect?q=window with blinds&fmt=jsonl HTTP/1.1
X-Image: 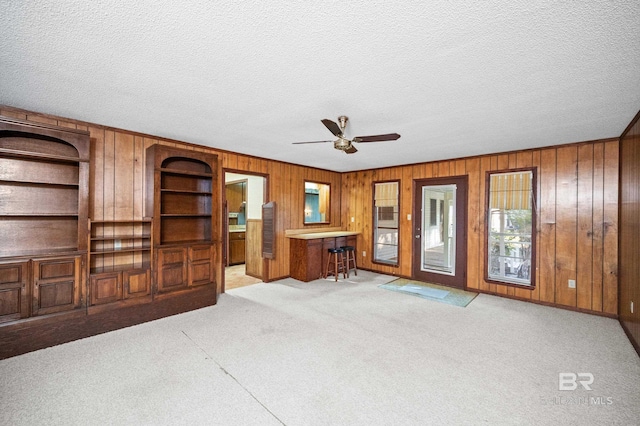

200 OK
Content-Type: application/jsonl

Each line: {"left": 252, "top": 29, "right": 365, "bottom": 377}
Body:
{"left": 373, "top": 181, "right": 399, "bottom": 265}
{"left": 486, "top": 169, "right": 536, "bottom": 286}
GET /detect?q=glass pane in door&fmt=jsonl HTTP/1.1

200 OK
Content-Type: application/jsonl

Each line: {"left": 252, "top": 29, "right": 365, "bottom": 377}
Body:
{"left": 421, "top": 184, "right": 456, "bottom": 275}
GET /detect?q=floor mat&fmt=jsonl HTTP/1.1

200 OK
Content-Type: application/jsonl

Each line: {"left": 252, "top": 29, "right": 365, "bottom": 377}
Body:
{"left": 379, "top": 278, "right": 478, "bottom": 307}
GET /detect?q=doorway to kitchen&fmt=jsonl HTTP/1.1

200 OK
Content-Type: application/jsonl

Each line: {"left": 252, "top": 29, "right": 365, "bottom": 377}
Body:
{"left": 224, "top": 171, "right": 268, "bottom": 291}
{"left": 412, "top": 176, "right": 468, "bottom": 289}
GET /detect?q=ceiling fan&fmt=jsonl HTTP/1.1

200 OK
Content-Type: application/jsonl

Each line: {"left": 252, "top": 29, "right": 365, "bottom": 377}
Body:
{"left": 292, "top": 116, "right": 400, "bottom": 154}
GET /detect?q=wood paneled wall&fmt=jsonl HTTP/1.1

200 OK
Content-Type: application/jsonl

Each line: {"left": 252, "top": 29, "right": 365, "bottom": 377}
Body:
{"left": 0, "top": 106, "right": 342, "bottom": 284}
{"left": 0, "top": 106, "right": 621, "bottom": 316}
{"left": 341, "top": 140, "right": 619, "bottom": 316}
{"left": 619, "top": 110, "right": 640, "bottom": 353}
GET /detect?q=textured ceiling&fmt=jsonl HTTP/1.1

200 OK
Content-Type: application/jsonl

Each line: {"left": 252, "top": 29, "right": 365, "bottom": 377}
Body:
{"left": 1, "top": 1, "right": 639, "bottom": 172}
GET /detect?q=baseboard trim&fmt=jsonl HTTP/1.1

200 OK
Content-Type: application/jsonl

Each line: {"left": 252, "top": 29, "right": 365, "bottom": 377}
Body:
{"left": 619, "top": 320, "right": 640, "bottom": 358}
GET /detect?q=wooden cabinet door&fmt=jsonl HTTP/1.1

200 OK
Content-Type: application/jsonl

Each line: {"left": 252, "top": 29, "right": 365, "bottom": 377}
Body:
{"left": 229, "top": 233, "right": 246, "bottom": 265}
{"left": 90, "top": 272, "right": 122, "bottom": 305}
{"left": 156, "top": 247, "right": 187, "bottom": 293}
{"left": 123, "top": 269, "right": 151, "bottom": 299}
{"left": 289, "top": 238, "right": 323, "bottom": 282}
{"left": 32, "top": 255, "right": 82, "bottom": 316}
{"left": 188, "top": 245, "right": 213, "bottom": 287}
{"left": 0, "top": 261, "right": 29, "bottom": 323}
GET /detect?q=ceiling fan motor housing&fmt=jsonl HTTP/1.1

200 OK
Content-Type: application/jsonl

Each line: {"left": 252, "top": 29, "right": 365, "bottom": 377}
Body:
{"left": 334, "top": 137, "right": 352, "bottom": 151}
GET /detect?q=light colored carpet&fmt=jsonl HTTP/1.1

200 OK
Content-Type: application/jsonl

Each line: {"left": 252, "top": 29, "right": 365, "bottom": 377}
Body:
{"left": 1, "top": 270, "right": 639, "bottom": 425}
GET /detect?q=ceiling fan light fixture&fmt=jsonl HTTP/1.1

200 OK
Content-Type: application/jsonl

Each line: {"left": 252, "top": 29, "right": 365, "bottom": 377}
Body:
{"left": 334, "top": 137, "right": 351, "bottom": 151}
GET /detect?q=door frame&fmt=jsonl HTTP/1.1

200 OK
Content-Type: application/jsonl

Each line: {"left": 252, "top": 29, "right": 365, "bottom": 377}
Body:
{"left": 222, "top": 169, "right": 270, "bottom": 292}
{"left": 412, "top": 175, "right": 468, "bottom": 289}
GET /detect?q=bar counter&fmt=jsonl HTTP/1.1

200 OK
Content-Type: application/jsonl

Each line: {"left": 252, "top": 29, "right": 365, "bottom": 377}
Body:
{"left": 286, "top": 230, "right": 359, "bottom": 281}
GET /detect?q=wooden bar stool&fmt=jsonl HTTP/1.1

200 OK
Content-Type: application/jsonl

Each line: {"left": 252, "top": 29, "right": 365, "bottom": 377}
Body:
{"left": 324, "top": 247, "right": 347, "bottom": 281}
{"left": 341, "top": 245, "right": 357, "bottom": 277}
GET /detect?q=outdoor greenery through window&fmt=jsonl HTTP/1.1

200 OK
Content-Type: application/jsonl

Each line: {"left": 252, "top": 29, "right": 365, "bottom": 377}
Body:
{"left": 374, "top": 181, "right": 399, "bottom": 265}
{"left": 487, "top": 170, "right": 536, "bottom": 286}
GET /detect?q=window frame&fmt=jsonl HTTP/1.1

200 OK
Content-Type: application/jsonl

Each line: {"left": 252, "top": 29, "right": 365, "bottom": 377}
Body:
{"left": 372, "top": 179, "right": 400, "bottom": 267}
{"left": 484, "top": 167, "right": 537, "bottom": 288}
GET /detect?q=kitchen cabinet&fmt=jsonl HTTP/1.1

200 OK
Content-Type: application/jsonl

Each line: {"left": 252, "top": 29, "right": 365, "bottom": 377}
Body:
{"left": 229, "top": 231, "right": 246, "bottom": 265}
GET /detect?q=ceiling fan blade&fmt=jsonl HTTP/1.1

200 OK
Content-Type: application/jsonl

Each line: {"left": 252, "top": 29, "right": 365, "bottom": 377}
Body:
{"left": 344, "top": 145, "right": 358, "bottom": 154}
{"left": 292, "top": 140, "right": 334, "bottom": 145}
{"left": 353, "top": 133, "right": 401, "bottom": 143}
{"left": 321, "top": 119, "right": 343, "bottom": 137}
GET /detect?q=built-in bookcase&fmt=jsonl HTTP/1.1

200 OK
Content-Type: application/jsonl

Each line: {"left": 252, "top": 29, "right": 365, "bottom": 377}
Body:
{"left": 0, "top": 116, "right": 89, "bottom": 322}
{"left": 159, "top": 164, "right": 213, "bottom": 245}
{"left": 146, "top": 145, "right": 218, "bottom": 295}
{"left": 87, "top": 219, "right": 153, "bottom": 308}
{"left": 88, "top": 219, "right": 152, "bottom": 273}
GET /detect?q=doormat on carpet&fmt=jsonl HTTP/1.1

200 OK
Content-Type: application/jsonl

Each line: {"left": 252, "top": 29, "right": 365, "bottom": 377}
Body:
{"left": 379, "top": 278, "right": 478, "bottom": 307}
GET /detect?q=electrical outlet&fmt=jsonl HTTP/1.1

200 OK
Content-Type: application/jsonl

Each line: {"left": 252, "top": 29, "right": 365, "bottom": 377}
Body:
{"left": 568, "top": 279, "right": 576, "bottom": 289}
{"left": 114, "top": 240, "right": 121, "bottom": 250}
{"left": 407, "top": 214, "right": 411, "bottom": 220}
{"left": 351, "top": 216, "right": 354, "bottom": 223}
{"left": 362, "top": 251, "right": 366, "bottom": 257}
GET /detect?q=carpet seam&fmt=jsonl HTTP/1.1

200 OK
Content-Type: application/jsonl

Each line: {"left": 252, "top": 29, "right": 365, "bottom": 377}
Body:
{"left": 181, "top": 330, "right": 287, "bottom": 426}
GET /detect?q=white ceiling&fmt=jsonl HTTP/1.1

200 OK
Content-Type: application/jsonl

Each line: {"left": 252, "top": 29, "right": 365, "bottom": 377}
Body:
{"left": 1, "top": 1, "right": 639, "bottom": 172}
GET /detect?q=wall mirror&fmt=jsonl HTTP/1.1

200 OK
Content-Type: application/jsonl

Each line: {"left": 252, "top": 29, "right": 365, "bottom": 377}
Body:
{"left": 304, "top": 181, "right": 330, "bottom": 224}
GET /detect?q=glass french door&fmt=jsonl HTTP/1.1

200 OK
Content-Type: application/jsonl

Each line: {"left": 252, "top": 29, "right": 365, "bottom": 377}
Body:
{"left": 412, "top": 176, "right": 467, "bottom": 289}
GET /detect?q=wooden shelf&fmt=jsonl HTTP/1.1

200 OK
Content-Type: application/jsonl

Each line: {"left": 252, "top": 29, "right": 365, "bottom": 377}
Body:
{"left": 91, "top": 234, "right": 151, "bottom": 241}
{"left": 0, "top": 214, "right": 79, "bottom": 218}
{"left": 161, "top": 188, "right": 211, "bottom": 195}
{"left": 90, "top": 262, "right": 151, "bottom": 275}
{"left": 88, "top": 219, "right": 153, "bottom": 270}
{"left": 0, "top": 147, "right": 82, "bottom": 164}
{"left": 0, "top": 179, "right": 79, "bottom": 188}
{"left": 90, "top": 247, "right": 151, "bottom": 255}
{"left": 90, "top": 219, "right": 152, "bottom": 224}
{"left": 160, "top": 214, "right": 211, "bottom": 218}
{"left": 157, "top": 239, "right": 212, "bottom": 247}
{"left": 159, "top": 168, "right": 213, "bottom": 178}
{"left": 1, "top": 247, "right": 83, "bottom": 259}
